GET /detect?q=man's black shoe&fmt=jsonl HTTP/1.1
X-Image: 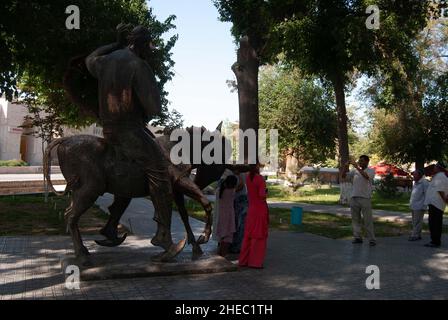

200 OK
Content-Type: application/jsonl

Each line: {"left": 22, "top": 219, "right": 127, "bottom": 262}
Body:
{"left": 369, "top": 240, "right": 377, "bottom": 247}
{"left": 352, "top": 238, "right": 363, "bottom": 244}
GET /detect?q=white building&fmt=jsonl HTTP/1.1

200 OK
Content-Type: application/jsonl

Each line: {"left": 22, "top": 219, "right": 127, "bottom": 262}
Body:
{"left": 0, "top": 97, "right": 165, "bottom": 166}
{"left": 0, "top": 97, "right": 101, "bottom": 165}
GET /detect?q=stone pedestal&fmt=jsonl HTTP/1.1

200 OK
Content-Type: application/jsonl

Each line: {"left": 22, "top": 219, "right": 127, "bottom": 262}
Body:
{"left": 60, "top": 236, "right": 237, "bottom": 281}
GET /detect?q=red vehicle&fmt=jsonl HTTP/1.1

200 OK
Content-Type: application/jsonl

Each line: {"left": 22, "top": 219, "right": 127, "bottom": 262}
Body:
{"left": 372, "top": 162, "right": 410, "bottom": 178}
{"left": 372, "top": 162, "right": 412, "bottom": 189}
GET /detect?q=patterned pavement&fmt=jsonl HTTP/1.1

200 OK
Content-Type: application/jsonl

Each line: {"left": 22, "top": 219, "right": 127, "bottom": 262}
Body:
{"left": 1, "top": 231, "right": 447, "bottom": 300}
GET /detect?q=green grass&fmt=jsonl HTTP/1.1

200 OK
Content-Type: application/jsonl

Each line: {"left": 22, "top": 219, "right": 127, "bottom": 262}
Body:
{"left": 0, "top": 159, "right": 28, "bottom": 167}
{"left": 370, "top": 192, "right": 411, "bottom": 212}
{"left": 182, "top": 199, "right": 426, "bottom": 239}
{"left": 268, "top": 184, "right": 439, "bottom": 213}
{"left": 0, "top": 194, "right": 108, "bottom": 236}
{"left": 269, "top": 207, "right": 433, "bottom": 239}
{"left": 178, "top": 200, "right": 209, "bottom": 222}
{"left": 268, "top": 184, "right": 340, "bottom": 205}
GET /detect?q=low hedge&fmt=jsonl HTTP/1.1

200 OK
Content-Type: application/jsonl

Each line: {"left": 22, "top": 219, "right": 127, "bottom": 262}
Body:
{"left": 0, "top": 159, "right": 29, "bottom": 167}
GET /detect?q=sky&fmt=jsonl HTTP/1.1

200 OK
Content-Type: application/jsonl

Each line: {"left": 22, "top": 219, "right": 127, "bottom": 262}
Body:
{"left": 148, "top": 0, "right": 371, "bottom": 136}
{"left": 149, "top": 0, "right": 239, "bottom": 130}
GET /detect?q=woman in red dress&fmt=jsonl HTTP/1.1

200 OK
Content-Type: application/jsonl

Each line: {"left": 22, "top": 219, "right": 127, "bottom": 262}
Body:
{"left": 238, "top": 163, "right": 269, "bottom": 269}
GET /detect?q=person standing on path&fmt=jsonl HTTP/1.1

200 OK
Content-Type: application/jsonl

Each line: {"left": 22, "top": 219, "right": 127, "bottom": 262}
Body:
{"left": 408, "top": 169, "right": 429, "bottom": 241}
{"left": 212, "top": 169, "right": 234, "bottom": 242}
{"left": 424, "top": 162, "right": 448, "bottom": 248}
{"left": 216, "top": 175, "right": 238, "bottom": 257}
{"left": 342, "top": 155, "right": 377, "bottom": 246}
{"left": 230, "top": 170, "right": 248, "bottom": 254}
{"left": 239, "top": 164, "right": 269, "bottom": 269}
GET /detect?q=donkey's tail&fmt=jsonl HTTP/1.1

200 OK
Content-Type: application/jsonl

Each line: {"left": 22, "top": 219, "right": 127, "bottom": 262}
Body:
{"left": 43, "top": 138, "right": 67, "bottom": 196}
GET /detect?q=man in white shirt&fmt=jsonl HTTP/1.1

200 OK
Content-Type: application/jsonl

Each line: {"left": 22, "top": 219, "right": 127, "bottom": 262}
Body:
{"left": 424, "top": 162, "right": 448, "bottom": 248}
{"left": 342, "top": 155, "right": 377, "bottom": 246}
{"left": 409, "top": 169, "right": 429, "bottom": 241}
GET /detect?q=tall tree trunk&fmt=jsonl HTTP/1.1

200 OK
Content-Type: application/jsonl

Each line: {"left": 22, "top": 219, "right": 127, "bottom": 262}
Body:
{"left": 332, "top": 74, "right": 351, "bottom": 204}
{"left": 415, "top": 155, "right": 425, "bottom": 172}
{"left": 42, "top": 140, "right": 48, "bottom": 203}
{"left": 232, "top": 36, "right": 260, "bottom": 164}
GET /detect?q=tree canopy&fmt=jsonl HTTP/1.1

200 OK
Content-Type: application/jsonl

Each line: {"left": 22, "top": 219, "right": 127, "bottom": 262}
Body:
{"left": 213, "top": 0, "right": 306, "bottom": 63}
{"left": 272, "top": 0, "right": 430, "bottom": 170}
{"left": 259, "top": 64, "right": 337, "bottom": 165}
{"left": 366, "top": 18, "right": 448, "bottom": 168}
{"left": 0, "top": 0, "right": 182, "bottom": 127}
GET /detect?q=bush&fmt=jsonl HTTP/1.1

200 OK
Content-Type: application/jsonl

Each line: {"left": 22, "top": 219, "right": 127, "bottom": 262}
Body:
{"left": 0, "top": 159, "right": 29, "bottom": 167}
{"left": 375, "top": 173, "right": 399, "bottom": 198}
{"left": 304, "top": 168, "right": 322, "bottom": 189}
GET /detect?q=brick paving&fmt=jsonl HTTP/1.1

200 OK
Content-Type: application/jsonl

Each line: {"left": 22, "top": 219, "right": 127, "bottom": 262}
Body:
{"left": 1, "top": 232, "right": 448, "bottom": 300}
{"left": 1, "top": 193, "right": 447, "bottom": 300}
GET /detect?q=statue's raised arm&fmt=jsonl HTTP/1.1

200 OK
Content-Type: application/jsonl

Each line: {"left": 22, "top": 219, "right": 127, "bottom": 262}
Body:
{"left": 85, "top": 23, "right": 133, "bottom": 78}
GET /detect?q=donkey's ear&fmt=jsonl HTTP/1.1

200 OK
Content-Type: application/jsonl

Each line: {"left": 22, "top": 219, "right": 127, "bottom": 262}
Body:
{"left": 216, "top": 121, "right": 223, "bottom": 132}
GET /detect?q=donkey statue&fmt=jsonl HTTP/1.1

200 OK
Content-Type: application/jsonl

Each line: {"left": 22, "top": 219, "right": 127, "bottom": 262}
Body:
{"left": 44, "top": 124, "right": 240, "bottom": 263}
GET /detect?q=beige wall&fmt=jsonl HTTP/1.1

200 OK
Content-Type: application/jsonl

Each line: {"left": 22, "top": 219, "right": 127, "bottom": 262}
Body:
{"left": 0, "top": 97, "right": 102, "bottom": 165}
{"left": 0, "top": 99, "right": 42, "bottom": 164}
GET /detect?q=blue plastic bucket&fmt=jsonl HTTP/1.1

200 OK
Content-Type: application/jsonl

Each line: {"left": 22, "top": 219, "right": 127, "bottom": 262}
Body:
{"left": 291, "top": 207, "right": 303, "bottom": 225}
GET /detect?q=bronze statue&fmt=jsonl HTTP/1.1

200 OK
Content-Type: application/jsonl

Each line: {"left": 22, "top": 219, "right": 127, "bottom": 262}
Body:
{"left": 43, "top": 125, "right": 237, "bottom": 262}
{"left": 49, "top": 23, "right": 249, "bottom": 264}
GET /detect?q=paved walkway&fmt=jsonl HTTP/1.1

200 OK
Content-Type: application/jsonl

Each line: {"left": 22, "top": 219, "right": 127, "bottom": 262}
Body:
{"left": 95, "top": 194, "right": 213, "bottom": 246}
{"left": 1, "top": 233, "right": 447, "bottom": 300}
{"left": 1, "top": 194, "right": 448, "bottom": 299}
{"left": 0, "top": 173, "right": 64, "bottom": 182}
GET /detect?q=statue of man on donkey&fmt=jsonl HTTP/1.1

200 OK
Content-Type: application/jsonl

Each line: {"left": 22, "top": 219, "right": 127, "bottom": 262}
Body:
{"left": 45, "top": 23, "right": 245, "bottom": 265}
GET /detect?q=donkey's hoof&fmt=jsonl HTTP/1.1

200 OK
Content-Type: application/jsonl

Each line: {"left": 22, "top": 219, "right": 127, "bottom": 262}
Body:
{"left": 78, "top": 255, "right": 93, "bottom": 267}
{"left": 74, "top": 253, "right": 92, "bottom": 267}
{"left": 197, "top": 234, "right": 210, "bottom": 245}
{"left": 95, "top": 233, "right": 127, "bottom": 247}
{"left": 151, "top": 238, "right": 187, "bottom": 262}
{"left": 80, "top": 245, "right": 90, "bottom": 256}
{"left": 192, "top": 246, "right": 204, "bottom": 260}
{"left": 150, "top": 251, "right": 166, "bottom": 262}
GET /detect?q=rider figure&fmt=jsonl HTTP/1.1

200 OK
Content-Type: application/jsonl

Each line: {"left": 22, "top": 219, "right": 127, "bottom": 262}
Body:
{"left": 85, "top": 24, "right": 175, "bottom": 254}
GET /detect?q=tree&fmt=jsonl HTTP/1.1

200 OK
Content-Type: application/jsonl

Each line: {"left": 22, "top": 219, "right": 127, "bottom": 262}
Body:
{"left": 0, "top": 0, "right": 181, "bottom": 127}
{"left": 366, "top": 18, "right": 448, "bottom": 169}
{"left": 259, "top": 64, "right": 337, "bottom": 167}
{"left": 20, "top": 82, "right": 65, "bottom": 157}
{"left": 213, "top": 0, "right": 307, "bottom": 161}
{"left": 274, "top": 0, "right": 429, "bottom": 202}
{"left": 368, "top": 74, "right": 448, "bottom": 168}
{"left": 16, "top": 73, "right": 65, "bottom": 201}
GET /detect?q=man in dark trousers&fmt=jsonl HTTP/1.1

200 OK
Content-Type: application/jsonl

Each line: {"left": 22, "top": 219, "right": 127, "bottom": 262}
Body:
{"left": 424, "top": 162, "right": 448, "bottom": 248}
{"left": 85, "top": 24, "right": 178, "bottom": 258}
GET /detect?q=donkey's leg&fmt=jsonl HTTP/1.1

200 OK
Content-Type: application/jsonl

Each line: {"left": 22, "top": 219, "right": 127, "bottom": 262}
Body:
{"left": 96, "top": 196, "right": 131, "bottom": 247}
{"left": 175, "top": 176, "right": 213, "bottom": 245}
{"left": 173, "top": 189, "right": 203, "bottom": 257}
{"left": 66, "top": 190, "right": 98, "bottom": 259}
